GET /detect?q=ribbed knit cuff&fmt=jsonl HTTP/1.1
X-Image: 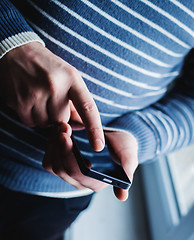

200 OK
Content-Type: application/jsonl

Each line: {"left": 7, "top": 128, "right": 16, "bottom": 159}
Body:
{"left": 0, "top": 32, "right": 45, "bottom": 59}
{"left": 105, "top": 112, "right": 159, "bottom": 164}
{"left": 0, "top": 0, "right": 45, "bottom": 58}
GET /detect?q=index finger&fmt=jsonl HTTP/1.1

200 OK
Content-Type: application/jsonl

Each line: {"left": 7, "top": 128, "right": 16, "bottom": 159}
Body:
{"left": 69, "top": 76, "right": 105, "bottom": 152}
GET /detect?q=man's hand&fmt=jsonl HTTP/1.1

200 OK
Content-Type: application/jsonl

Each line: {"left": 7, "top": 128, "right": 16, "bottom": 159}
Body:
{"left": 43, "top": 122, "right": 138, "bottom": 201}
{"left": 43, "top": 122, "right": 108, "bottom": 192}
{"left": 0, "top": 42, "right": 104, "bottom": 151}
{"left": 104, "top": 130, "right": 138, "bottom": 201}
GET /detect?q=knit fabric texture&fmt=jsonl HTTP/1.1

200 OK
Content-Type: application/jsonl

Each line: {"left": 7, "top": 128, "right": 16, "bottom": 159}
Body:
{"left": 0, "top": 0, "right": 194, "bottom": 197}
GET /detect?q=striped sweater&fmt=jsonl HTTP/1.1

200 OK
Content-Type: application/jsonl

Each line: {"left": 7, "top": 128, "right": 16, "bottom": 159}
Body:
{"left": 0, "top": 0, "right": 194, "bottom": 197}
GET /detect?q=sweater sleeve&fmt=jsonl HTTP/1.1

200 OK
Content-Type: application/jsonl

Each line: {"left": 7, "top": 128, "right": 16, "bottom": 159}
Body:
{"left": 0, "top": 0, "right": 44, "bottom": 59}
{"left": 104, "top": 49, "right": 194, "bottom": 164}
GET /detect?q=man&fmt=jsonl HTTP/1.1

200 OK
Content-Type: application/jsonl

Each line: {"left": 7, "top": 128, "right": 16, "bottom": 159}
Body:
{"left": 0, "top": 0, "right": 193, "bottom": 239}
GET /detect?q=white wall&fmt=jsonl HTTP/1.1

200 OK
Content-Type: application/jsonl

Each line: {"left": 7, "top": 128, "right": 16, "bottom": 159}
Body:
{"left": 66, "top": 169, "right": 149, "bottom": 240}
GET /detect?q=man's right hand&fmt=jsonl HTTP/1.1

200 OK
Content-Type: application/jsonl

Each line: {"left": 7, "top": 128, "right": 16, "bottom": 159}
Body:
{"left": 0, "top": 42, "right": 104, "bottom": 151}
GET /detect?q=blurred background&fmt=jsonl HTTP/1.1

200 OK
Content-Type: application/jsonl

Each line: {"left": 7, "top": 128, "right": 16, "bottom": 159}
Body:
{"left": 65, "top": 144, "right": 194, "bottom": 240}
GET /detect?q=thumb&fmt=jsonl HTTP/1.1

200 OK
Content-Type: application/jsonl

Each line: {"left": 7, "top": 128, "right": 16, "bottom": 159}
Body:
{"left": 113, "top": 187, "right": 129, "bottom": 201}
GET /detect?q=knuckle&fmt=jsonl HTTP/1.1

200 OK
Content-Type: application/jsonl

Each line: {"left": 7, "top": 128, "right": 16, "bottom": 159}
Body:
{"left": 45, "top": 64, "right": 81, "bottom": 96}
{"left": 66, "top": 65, "right": 79, "bottom": 79}
{"left": 66, "top": 66, "right": 84, "bottom": 87}
{"left": 45, "top": 73, "right": 56, "bottom": 95}
{"left": 88, "top": 127, "right": 101, "bottom": 136}
{"left": 82, "top": 101, "right": 95, "bottom": 113}
{"left": 43, "top": 67, "right": 62, "bottom": 95}
{"left": 46, "top": 66, "right": 77, "bottom": 95}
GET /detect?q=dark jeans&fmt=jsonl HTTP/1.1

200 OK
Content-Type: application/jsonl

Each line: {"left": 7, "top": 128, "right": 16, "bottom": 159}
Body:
{"left": 0, "top": 185, "right": 93, "bottom": 240}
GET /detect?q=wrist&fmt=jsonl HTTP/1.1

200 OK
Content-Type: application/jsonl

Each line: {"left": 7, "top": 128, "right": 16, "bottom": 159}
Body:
{"left": 1, "top": 41, "right": 45, "bottom": 62}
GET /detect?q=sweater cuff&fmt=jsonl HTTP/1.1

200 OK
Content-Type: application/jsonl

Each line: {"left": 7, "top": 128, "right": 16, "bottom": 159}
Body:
{"left": 0, "top": 32, "right": 45, "bottom": 59}
{"left": 105, "top": 112, "right": 159, "bottom": 164}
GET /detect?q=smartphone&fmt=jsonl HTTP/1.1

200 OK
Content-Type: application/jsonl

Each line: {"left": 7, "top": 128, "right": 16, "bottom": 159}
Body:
{"left": 72, "top": 136, "right": 131, "bottom": 190}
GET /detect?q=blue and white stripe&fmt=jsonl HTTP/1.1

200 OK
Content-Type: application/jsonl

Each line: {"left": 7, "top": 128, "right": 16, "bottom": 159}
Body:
{"left": 0, "top": 0, "right": 193, "bottom": 196}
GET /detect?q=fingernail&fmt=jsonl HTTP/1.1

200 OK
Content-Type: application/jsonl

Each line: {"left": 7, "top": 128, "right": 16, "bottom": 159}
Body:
{"left": 95, "top": 139, "right": 104, "bottom": 152}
